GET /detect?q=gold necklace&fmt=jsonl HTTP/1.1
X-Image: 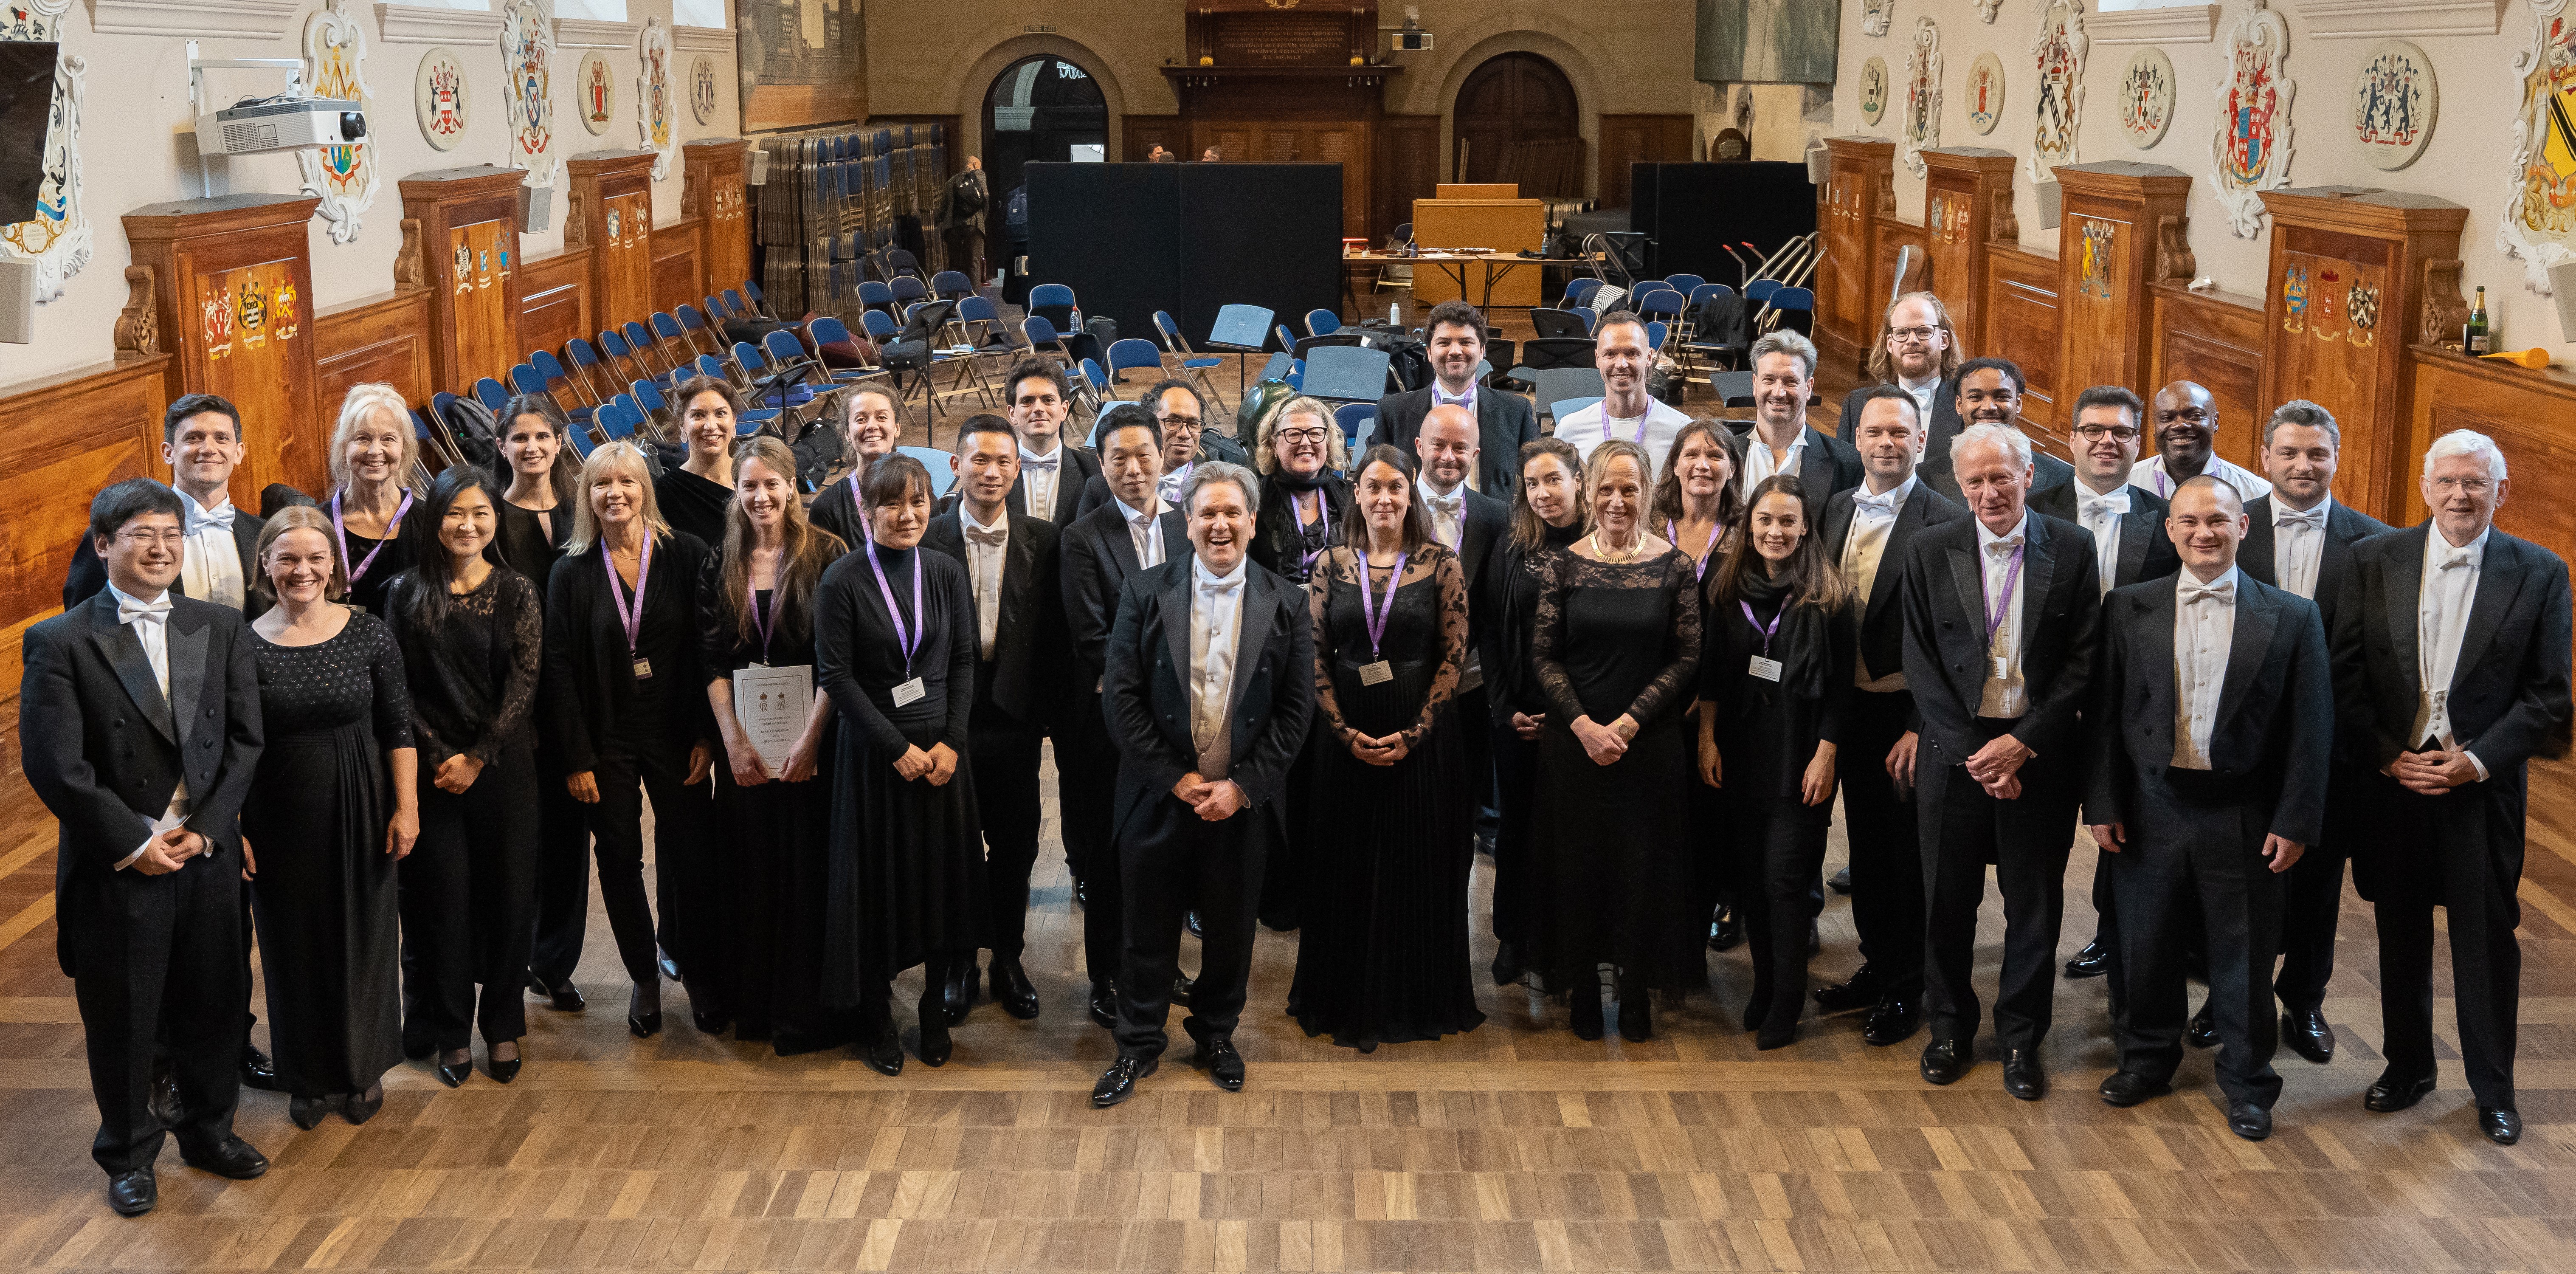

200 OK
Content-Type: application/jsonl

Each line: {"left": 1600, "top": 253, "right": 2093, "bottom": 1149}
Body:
{"left": 1589, "top": 530, "right": 1643, "bottom": 563}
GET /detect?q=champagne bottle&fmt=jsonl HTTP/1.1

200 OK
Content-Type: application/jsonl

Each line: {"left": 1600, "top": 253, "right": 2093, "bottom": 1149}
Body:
{"left": 2466, "top": 286, "right": 2491, "bottom": 355}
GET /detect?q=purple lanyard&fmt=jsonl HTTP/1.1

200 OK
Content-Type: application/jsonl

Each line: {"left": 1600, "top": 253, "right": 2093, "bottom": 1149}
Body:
{"left": 1294, "top": 489, "right": 1327, "bottom": 571}
{"left": 746, "top": 583, "right": 776, "bottom": 664}
{"left": 330, "top": 490, "right": 415, "bottom": 583}
{"left": 846, "top": 473, "right": 873, "bottom": 542}
{"left": 1982, "top": 542, "right": 2025, "bottom": 651}
{"left": 1669, "top": 519, "right": 1713, "bottom": 581}
{"left": 1358, "top": 551, "right": 1408, "bottom": 660}
{"left": 1738, "top": 600, "right": 1783, "bottom": 656}
{"left": 602, "top": 535, "right": 654, "bottom": 655}
{"left": 2152, "top": 467, "right": 2170, "bottom": 498}
{"left": 862, "top": 538, "right": 924, "bottom": 674}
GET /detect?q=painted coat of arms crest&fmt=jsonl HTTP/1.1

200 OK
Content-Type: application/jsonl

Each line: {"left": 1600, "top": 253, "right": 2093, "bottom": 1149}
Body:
{"left": 2212, "top": 0, "right": 2296, "bottom": 239}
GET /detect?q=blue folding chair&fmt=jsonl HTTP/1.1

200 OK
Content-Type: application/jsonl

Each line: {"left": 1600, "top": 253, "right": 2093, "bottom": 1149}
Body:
{"left": 1022, "top": 313, "right": 1073, "bottom": 364}
{"left": 1662, "top": 273, "right": 1706, "bottom": 296}
{"left": 1762, "top": 286, "right": 1816, "bottom": 338}
{"left": 1151, "top": 309, "right": 1230, "bottom": 412}
{"left": 1274, "top": 324, "right": 1299, "bottom": 355}
{"left": 1744, "top": 278, "right": 1783, "bottom": 305}
{"left": 1027, "top": 283, "right": 1080, "bottom": 333}
{"left": 806, "top": 316, "right": 887, "bottom": 384}
{"left": 898, "top": 445, "right": 960, "bottom": 497}
{"left": 1304, "top": 307, "right": 1342, "bottom": 338}
{"left": 675, "top": 304, "right": 723, "bottom": 358}
{"left": 1562, "top": 277, "right": 1604, "bottom": 310}
{"left": 598, "top": 397, "right": 641, "bottom": 440}
{"left": 1333, "top": 403, "right": 1374, "bottom": 446}
{"left": 1106, "top": 337, "right": 1165, "bottom": 387}
{"left": 754, "top": 329, "right": 823, "bottom": 410}
{"left": 597, "top": 328, "right": 663, "bottom": 388}
{"left": 507, "top": 364, "right": 546, "bottom": 397}
{"left": 1549, "top": 396, "right": 1604, "bottom": 425}
{"left": 1255, "top": 351, "right": 1293, "bottom": 384}
{"left": 858, "top": 279, "right": 896, "bottom": 317}
{"left": 1647, "top": 321, "right": 1669, "bottom": 350}
{"left": 563, "top": 417, "right": 601, "bottom": 458}
{"left": 624, "top": 320, "right": 678, "bottom": 382}
{"left": 890, "top": 275, "right": 928, "bottom": 307}
{"left": 629, "top": 378, "right": 672, "bottom": 432}
{"left": 650, "top": 312, "right": 696, "bottom": 371}
{"left": 742, "top": 280, "right": 775, "bottom": 320}
{"left": 562, "top": 337, "right": 616, "bottom": 405}
{"left": 469, "top": 377, "right": 507, "bottom": 412}
{"left": 930, "top": 270, "right": 974, "bottom": 301}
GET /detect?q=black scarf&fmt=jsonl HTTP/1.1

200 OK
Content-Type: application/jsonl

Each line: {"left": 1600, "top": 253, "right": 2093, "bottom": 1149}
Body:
{"left": 1268, "top": 464, "right": 1329, "bottom": 494}
{"left": 1726, "top": 564, "right": 1830, "bottom": 702}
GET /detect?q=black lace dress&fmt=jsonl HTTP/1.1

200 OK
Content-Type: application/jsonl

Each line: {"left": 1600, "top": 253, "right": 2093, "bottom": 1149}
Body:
{"left": 1527, "top": 547, "right": 1705, "bottom": 995}
{"left": 1478, "top": 521, "right": 1582, "bottom": 979}
{"left": 242, "top": 613, "right": 414, "bottom": 1097}
{"left": 1287, "top": 545, "right": 1482, "bottom": 1049}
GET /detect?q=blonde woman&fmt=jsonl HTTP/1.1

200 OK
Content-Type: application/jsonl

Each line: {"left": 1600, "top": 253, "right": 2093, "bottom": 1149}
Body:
{"left": 539, "top": 441, "right": 719, "bottom": 1039}
{"left": 323, "top": 383, "right": 424, "bottom": 615}
{"left": 1248, "top": 394, "right": 1346, "bottom": 589}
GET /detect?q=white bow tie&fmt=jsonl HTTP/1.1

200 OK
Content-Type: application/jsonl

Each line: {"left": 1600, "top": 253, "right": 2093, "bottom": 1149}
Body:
{"left": 2277, "top": 507, "right": 2327, "bottom": 532}
{"left": 1423, "top": 489, "right": 1463, "bottom": 514}
{"left": 2436, "top": 549, "right": 2475, "bottom": 570}
{"left": 1197, "top": 574, "right": 1245, "bottom": 596}
{"left": 2182, "top": 578, "right": 2236, "bottom": 605}
{"left": 1853, "top": 490, "right": 1901, "bottom": 516}
{"left": 1987, "top": 536, "right": 2024, "bottom": 555}
{"left": 118, "top": 594, "right": 173, "bottom": 626}
{"left": 964, "top": 524, "right": 1008, "bottom": 547}
{"left": 186, "top": 503, "right": 236, "bottom": 535}
{"left": 1018, "top": 450, "right": 1060, "bottom": 474}
{"left": 2081, "top": 493, "right": 2129, "bottom": 520}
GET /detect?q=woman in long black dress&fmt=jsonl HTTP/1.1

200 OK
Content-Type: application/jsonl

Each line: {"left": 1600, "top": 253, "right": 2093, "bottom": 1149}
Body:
{"left": 1247, "top": 395, "right": 1348, "bottom": 931}
{"left": 1700, "top": 474, "right": 1855, "bottom": 1049}
{"left": 1528, "top": 438, "right": 1703, "bottom": 1043}
{"left": 323, "top": 382, "right": 424, "bottom": 617}
{"left": 654, "top": 376, "right": 746, "bottom": 547}
{"left": 542, "top": 440, "right": 718, "bottom": 1039}
{"left": 241, "top": 506, "right": 418, "bottom": 1128}
{"left": 1480, "top": 438, "right": 1586, "bottom": 988}
{"left": 701, "top": 436, "right": 853, "bottom": 1054}
{"left": 815, "top": 454, "right": 985, "bottom": 1074}
{"left": 384, "top": 468, "right": 543, "bottom": 1085}
{"left": 491, "top": 395, "right": 592, "bottom": 1012}
{"left": 806, "top": 383, "right": 903, "bottom": 552}
{"left": 1288, "top": 445, "right": 1479, "bottom": 1050}
{"left": 1651, "top": 422, "right": 1746, "bottom": 953}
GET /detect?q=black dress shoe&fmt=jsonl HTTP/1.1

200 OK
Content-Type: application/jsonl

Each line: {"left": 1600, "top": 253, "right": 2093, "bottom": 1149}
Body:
{"left": 1186, "top": 1024, "right": 1245, "bottom": 1092}
{"left": 1827, "top": 866, "right": 1853, "bottom": 895}
{"left": 2002, "top": 1049, "right": 2046, "bottom": 1101}
{"left": 628, "top": 984, "right": 662, "bottom": 1038}
{"left": 656, "top": 950, "right": 683, "bottom": 983}
{"left": 1092, "top": 1055, "right": 1158, "bottom": 1107}
{"left": 2364, "top": 1070, "right": 2438, "bottom": 1113}
{"left": 1616, "top": 986, "right": 1653, "bottom": 1043}
{"left": 1490, "top": 942, "right": 1524, "bottom": 987}
{"left": 2062, "top": 940, "right": 2111, "bottom": 980}
{"left": 940, "top": 959, "right": 977, "bottom": 1027}
{"left": 990, "top": 956, "right": 1041, "bottom": 1020}
{"left": 2186, "top": 1001, "right": 2218, "bottom": 1048}
{"left": 289, "top": 1094, "right": 329, "bottom": 1130}
{"left": 179, "top": 1136, "right": 269, "bottom": 1180}
{"left": 1185, "top": 910, "right": 1205, "bottom": 940}
{"left": 857, "top": 1021, "right": 904, "bottom": 1077}
{"left": 1088, "top": 981, "right": 1118, "bottom": 1030}
{"left": 1861, "top": 999, "right": 1921, "bottom": 1047}
{"left": 2229, "top": 1101, "right": 2274, "bottom": 1141}
{"left": 1920, "top": 1038, "right": 1970, "bottom": 1085}
{"left": 1570, "top": 987, "right": 1605, "bottom": 1041}
{"left": 343, "top": 1085, "right": 384, "bottom": 1125}
{"left": 2481, "top": 1106, "right": 2523, "bottom": 1145}
{"left": 239, "top": 1045, "right": 278, "bottom": 1092}
{"left": 913, "top": 986, "right": 954, "bottom": 1067}
{"left": 691, "top": 1007, "right": 731, "bottom": 1034}
{"left": 1813, "top": 964, "right": 1882, "bottom": 1013}
{"left": 1708, "top": 908, "right": 1743, "bottom": 951}
{"left": 1170, "top": 975, "right": 1195, "bottom": 1007}
{"left": 2097, "top": 1071, "right": 2171, "bottom": 1108}
{"left": 434, "top": 1054, "right": 472, "bottom": 1088}
{"left": 2281, "top": 1009, "right": 2336, "bottom": 1064}
{"left": 106, "top": 1168, "right": 156, "bottom": 1217}
{"left": 526, "top": 971, "right": 586, "bottom": 1012}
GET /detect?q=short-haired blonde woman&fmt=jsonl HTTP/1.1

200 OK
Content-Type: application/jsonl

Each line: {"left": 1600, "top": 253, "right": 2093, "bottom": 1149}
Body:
{"left": 539, "top": 441, "right": 720, "bottom": 1040}
{"left": 324, "top": 383, "right": 425, "bottom": 615}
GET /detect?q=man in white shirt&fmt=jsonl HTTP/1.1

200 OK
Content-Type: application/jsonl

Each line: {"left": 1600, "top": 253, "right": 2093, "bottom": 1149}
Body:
{"left": 2130, "top": 380, "right": 2272, "bottom": 504}
{"left": 2336, "top": 430, "right": 2572, "bottom": 1147}
{"left": 1003, "top": 358, "right": 1101, "bottom": 525}
{"left": 1726, "top": 329, "right": 1861, "bottom": 527}
{"left": 22, "top": 479, "right": 271, "bottom": 1215}
{"left": 65, "top": 394, "right": 265, "bottom": 619}
{"left": 2084, "top": 476, "right": 2331, "bottom": 1142}
{"left": 1836, "top": 291, "right": 1963, "bottom": 458}
{"left": 2237, "top": 400, "right": 2391, "bottom": 1065}
{"left": 1093, "top": 462, "right": 1315, "bottom": 1108}
{"left": 1549, "top": 310, "right": 1691, "bottom": 481}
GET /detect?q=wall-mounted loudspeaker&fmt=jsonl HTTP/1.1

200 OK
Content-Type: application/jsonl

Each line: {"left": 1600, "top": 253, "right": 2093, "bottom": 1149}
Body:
{"left": 2035, "top": 180, "right": 2062, "bottom": 231}
{"left": 1805, "top": 143, "right": 1828, "bottom": 186}
{"left": 518, "top": 186, "right": 552, "bottom": 234}
{"left": 2550, "top": 261, "right": 2576, "bottom": 342}
{"left": 0, "top": 259, "right": 34, "bottom": 345}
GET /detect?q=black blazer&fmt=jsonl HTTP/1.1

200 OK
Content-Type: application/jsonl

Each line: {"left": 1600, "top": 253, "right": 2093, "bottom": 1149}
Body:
{"left": 1822, "top": 478, "right": 1966, "bottom": 685}
{"left": 1250, "top": 474, "right": 1349, "bottom": 583}
{"left": 1919, "top": 438, "right": 2076, "bottom": 505}
{"left": 1072, "top": 436, "right": 1252, "bottom": 519}
{"left": 1450, "top": 487, "right": 1509, "bottom": 648}
{"left": 2029, "top": 482, "right": 2182, "bottom": 592}
{"left": 1725, "top": 425, "right": 1866, "bottom": 530}
{"left": 1836, "top": 375, "right": 1965, "bottom": 460}
{"left": 2239, "top": 496, "right": 2390, "bottom": 633}
{"left": 2331, "top": 524, "right": 2573, "bottom": 775}
{"left": 921, "top": 507, "right": 1066, "bottom": 727}
{"left": 1007, "top": 444, "right": 1102, "bottom": 526}
{"left": 539, "top": 531, "right": 718, "bottom": 775}
{"left": 64, "top": 504, "right": 268, "bottom": 619}
{"left": 1061, "top": 498, "right": 1193, "bottom": 689}
{"left": 1101, "top": 558, "right": 1316, "bottom": 839}
{"left": 1898, "top": 509, "right": 2101, "bottom": 764}
{"left": 2083, "top": 572, "right": 2334, "bottom": 844}
{"left": 20, "top": 591, "right": 264, "bottom": 975}
{"left": 1372, "top": 385, "right": 1541, "bottom": 496}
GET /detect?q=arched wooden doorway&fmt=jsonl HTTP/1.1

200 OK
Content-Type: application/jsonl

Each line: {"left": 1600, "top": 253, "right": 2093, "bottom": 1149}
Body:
{"left": 1452, "top": 51, "right": 1580, "bottom": 196}
{"left": 981, "top": 55, "right": 1108, "bottom": 207}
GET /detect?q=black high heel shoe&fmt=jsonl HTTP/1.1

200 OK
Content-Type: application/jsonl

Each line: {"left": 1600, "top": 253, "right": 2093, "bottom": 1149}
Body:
{"left": 288, "top": 1094, "right": 329, "bottom": 1130}
{"left": 913, "top": 984, "right": 954, "bottom": 1067}
{"left": 343, "top": 1084, "right": 384, "bottom": 1125}
{"left": 434, "top": 1049, "right": 473, "bottom": 1088}
{"left": 628, "top": 983, "right": 663, "bottom": 1038}
{"left": 1616, "top": 981, "right": 1653, "bottom": 1043}
{"left": 486, "top": 1042, "right": 522, "bottom": 1085}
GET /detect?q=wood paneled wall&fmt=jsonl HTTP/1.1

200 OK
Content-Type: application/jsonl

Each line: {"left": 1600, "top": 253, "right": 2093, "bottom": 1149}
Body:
{"left": 1594, "top": 114, "right": 1694, "bottom": 210}
{"left": 2402, "top": 349, "right": 2576, "bottom": 564}
{"left": 1981, "top": 241, "right": 2063, "bottom": 439}
{"left": 2145, "top": 282, "right": 2269, "bottom": 474}
{"left": 519, "top": 247, "right": 593, "bottom": 365}
{"left": 314, "top": 290, "right": 434, "bottom": 420}
{"left": 653, "top": 216, "right": 704, "bottom": 318}
{"left": 0, "top": 355, "right": 172, "bottom": 690}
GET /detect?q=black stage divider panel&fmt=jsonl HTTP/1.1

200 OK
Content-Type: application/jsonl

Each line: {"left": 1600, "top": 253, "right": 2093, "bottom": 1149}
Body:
{"left": 1025, "top": 162, "right": 1341, "bottom": 365}
{"left": 1629, "top": 161, "right": 1816, "bottom": 286}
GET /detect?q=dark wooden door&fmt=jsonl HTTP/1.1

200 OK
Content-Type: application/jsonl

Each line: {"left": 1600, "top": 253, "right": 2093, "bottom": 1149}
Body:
{"left": 1453, "top": 52, "right": 1578, "bottom": 192}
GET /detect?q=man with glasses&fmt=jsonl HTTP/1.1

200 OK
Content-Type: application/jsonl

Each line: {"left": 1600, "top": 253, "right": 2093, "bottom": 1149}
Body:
{"left": 2131, "top": 381, "right": 2271, "bottom": 503}
{"left": 1916, "top": 358, "right": 2074, "bottom": 504}
{"left": 1373, "top": 300, "right": 1538, "bottom": 496}
{"left": 1836, "top": 292, "right": 1964, "bottom": 457}
{"left": 1079, "top": 379, "right": 1247, "bottom": 519}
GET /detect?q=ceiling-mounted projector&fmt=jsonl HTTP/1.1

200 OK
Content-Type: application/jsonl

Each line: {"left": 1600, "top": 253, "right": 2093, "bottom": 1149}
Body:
{"left": 195, "top": 97, "right": 366, "bottom": 156}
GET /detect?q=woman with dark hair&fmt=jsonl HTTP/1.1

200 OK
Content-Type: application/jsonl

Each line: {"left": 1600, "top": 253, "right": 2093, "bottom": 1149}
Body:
{"left": 655, "top": 375, "right": 749, "bottom": 546}
{"left": 241, "top": 506, "right": 418, "bottom": 1128}
{"left": 1652, "top": 420, "right": 1745, "bottom": 952}
{"left": 542, "top": 441, "right": 718, "bottom": 1039}
{"left": 814, "top": 453, "right": 985, "bottom": 1074}
{"left": 384, "top": 468, "right": 543, "bottom": 1084}
{"left": 1287, "top": 445, "right": 1478, "bottom": 1050}
{"left": 490, "top": 394, "right": 593, "bottom": 1012}
{"left": 806, "top": 384, "right": 904, "bottom": 553}
{"left": 1700, "top": 474, "right": 1855, "bottom": 1049}
{"left": 700, "top": 436, "right": 852, "bottom": 1054}
{"left": 1246, "top": 395, "right": 1347, "bottom": 930}
{"left": 1527, "top": 439, "right": 1702, "bottom": 1043}
{"left": 1481, "top": 437, "right": 1586, "bottom": 987}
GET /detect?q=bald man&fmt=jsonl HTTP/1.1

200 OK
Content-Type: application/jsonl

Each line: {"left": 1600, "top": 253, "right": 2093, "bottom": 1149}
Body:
{"left": 2130, "top": 382, "right": 2271, "bottom": 504}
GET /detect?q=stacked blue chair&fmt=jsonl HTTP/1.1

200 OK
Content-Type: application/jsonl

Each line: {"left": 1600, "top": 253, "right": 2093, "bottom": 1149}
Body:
{"left": 1151, "top": 310, "right": 1230, "bottom": 412}
{"left": 472, "top": 377, "right": 510, "bottom": 412}
{"left": 1105, "top": 338, "right": 1165, "bottom": 388}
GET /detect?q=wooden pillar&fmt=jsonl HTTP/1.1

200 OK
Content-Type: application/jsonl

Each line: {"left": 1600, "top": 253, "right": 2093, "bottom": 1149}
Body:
{"left": 1816, "top": 135, "right": 1895, "bottom": 379}
{"left": 122, "top": 194, "right": 326, "bottom": 500}
{"left": 397, "top": 165, "right": 526, "bottom": 399}
{"left": 684, "top": 138, "right": 752, "bottom": 303}
{"left": 1919, "top": 147, "right": 2016, "bottom": 351}
{"left": 565, "top": 150, "right": 659, "bottom": 335}
{"left": 2052, "top": 161, "right": 2190, "bottom": 423}
{"left": 2258, "top": 186, "right": 2468, "bottom": 524}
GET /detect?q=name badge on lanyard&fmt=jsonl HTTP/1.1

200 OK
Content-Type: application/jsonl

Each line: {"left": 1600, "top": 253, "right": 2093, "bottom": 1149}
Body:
{"left": 1741, "top": 600, "right": 1784, "bottom": 682}
{"left": 1983, "top": 542, "right": 2025, "bottom": 682}
{"left": 604, "top": 536, "right": 655, "bottom": 680}
{"left": 1357, "top": 550, "right": 1408, "bottom": 685}
{"left": 864, "top": 537, "right": 928, "bottom": 707}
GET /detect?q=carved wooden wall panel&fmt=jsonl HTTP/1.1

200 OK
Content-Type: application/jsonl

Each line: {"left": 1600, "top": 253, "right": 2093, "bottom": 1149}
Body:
{"left": 0, "top": 356, "right": 173, "bottom": 688}
{"left": 519, "top": 248, "right": 592, "bottom": 366}
{"left": 2146, "top": 283, "right": 2269, "bottom": 475}
{"left": 1920, "top": 147, "right": 2016, "bottom": 346}
{"left": 653, "top": 218, "right": 703, "bottom": 320}
{"left": 398, "top": 166, "right": 524, "bottom": 400}
{"left": 2052, "top": 162, "right": 2189, "bottom": 421}
{"left": 2404, "top": 349, "right": 2576, "bottom": 557}
{"left": 1983, "top": 242, "right": 2063, "bottom": 440}
{"left": 315, "top": 290, "right": 434, "bottom": 421}
{"left": 1817, "top": 137, "right": 1894, "bottom": 377}
{"left": 683, "top": 139, "right": 751, "bottom": 299}
{"left": 568, "top": 151, "right": 659, "bottom": 334}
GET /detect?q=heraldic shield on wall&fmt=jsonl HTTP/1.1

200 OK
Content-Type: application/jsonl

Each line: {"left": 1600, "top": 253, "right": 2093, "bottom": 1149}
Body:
{"left": 2211, "top": 0, "right": 2295, "bottom": 240}
{"left": 1, "top": 0, "right": 91, "bottom": 302}
{"left": 2500, "top": 0, "right": 2576, "bottom": 294}
{"left": 2030, "top": 0, "right": 2086, "bottom": 186}
{"left": 500, "top": 0, "right": 558, "bottom": 190}
{"left": 639, "top": 16, "right": 678, "bottom": 182}
{"left": 1903, "top": 17, "right": 1943, "bottom": 177}
{"left": 415, "top": 46, "right": 470, "bottom": 152}
{"left": 299, "top": 0, "right": 380, "bottom": 245}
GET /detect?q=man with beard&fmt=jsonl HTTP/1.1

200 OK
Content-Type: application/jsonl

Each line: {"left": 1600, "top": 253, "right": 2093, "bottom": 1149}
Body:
{"left": 1916, "top": 359, "right": 2074, "bottom": 504}
{"left": 1373, "top": 301, "right": 1539, "bottom": 496}
{"left": 2130, "top": 381, "right": 2271, "bottom": 504}
{"left": 1551, "top": 312, "right": 1692, "bottom": 482}
{"left": 1724, "top": 330, "right": 1862, "bottom": 528}
{"left": 1836, "top": 291, "right": 1964, "bottom": 457}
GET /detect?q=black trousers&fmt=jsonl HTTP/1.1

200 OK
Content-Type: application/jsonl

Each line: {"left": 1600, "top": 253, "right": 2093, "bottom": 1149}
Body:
{"left": 1840, "top": 688, "right": 1924, "bottom": 1003}
{"left": 1918, "top": 724, "right": 2075, "bottom": 1052}
{"left": 526, "top": 746, "right": 594, "bottom": 986}
{"left": 1489, "top": 721, "right": 1542, "bottom": 955}
{"left": 403, "top": 750, "right": 539, "bottom": 1051}
{"left": 68, "top": 855, "right": 246, "bottom": 1174}
{"left": 969, "top": 696, "right": 1045, "bottom": 958}
{"left": 2372, "top": 775, "right": 2523, "bottom": 1108}
{"left": 2106, "top": 771, "right": 2285, "bottom": 1108}
{"left": 582, "top": 737, "right": 713, "bottom": 989}
{"left": 2273, "top": 839, "right": 2348, "bottom": 1014}
{"left": 1458, "top": 683, "right": 1498, "bottom": 840}
{"left": 1115, "top": 797, "right": 1265, "bottom": 1061}
{"left": 1062, "top": 693, "right": 1126, "bottom": 989}
{"left": 1736, "top": 792, "right": 1833, "bottom": 1035}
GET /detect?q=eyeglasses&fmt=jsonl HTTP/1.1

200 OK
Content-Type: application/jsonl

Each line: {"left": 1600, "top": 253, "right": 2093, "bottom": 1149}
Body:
{"left": 2430, "top": 476, "right": 2495, "bottom": 495}
{"left": 1158, "top": 414, "right": 1202, "bottom": 429}
{"left": 1277, "top": 427, "right": 1330, "bottom": 445}
{"left": 115, "top": 530, "right": 188, "bottom": 548}
{"left": 2073, "top": 424, "right": 2141, "bottom": 442}
{"left": 1886, "top": 325, "right": 1943, "bottom": 345}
